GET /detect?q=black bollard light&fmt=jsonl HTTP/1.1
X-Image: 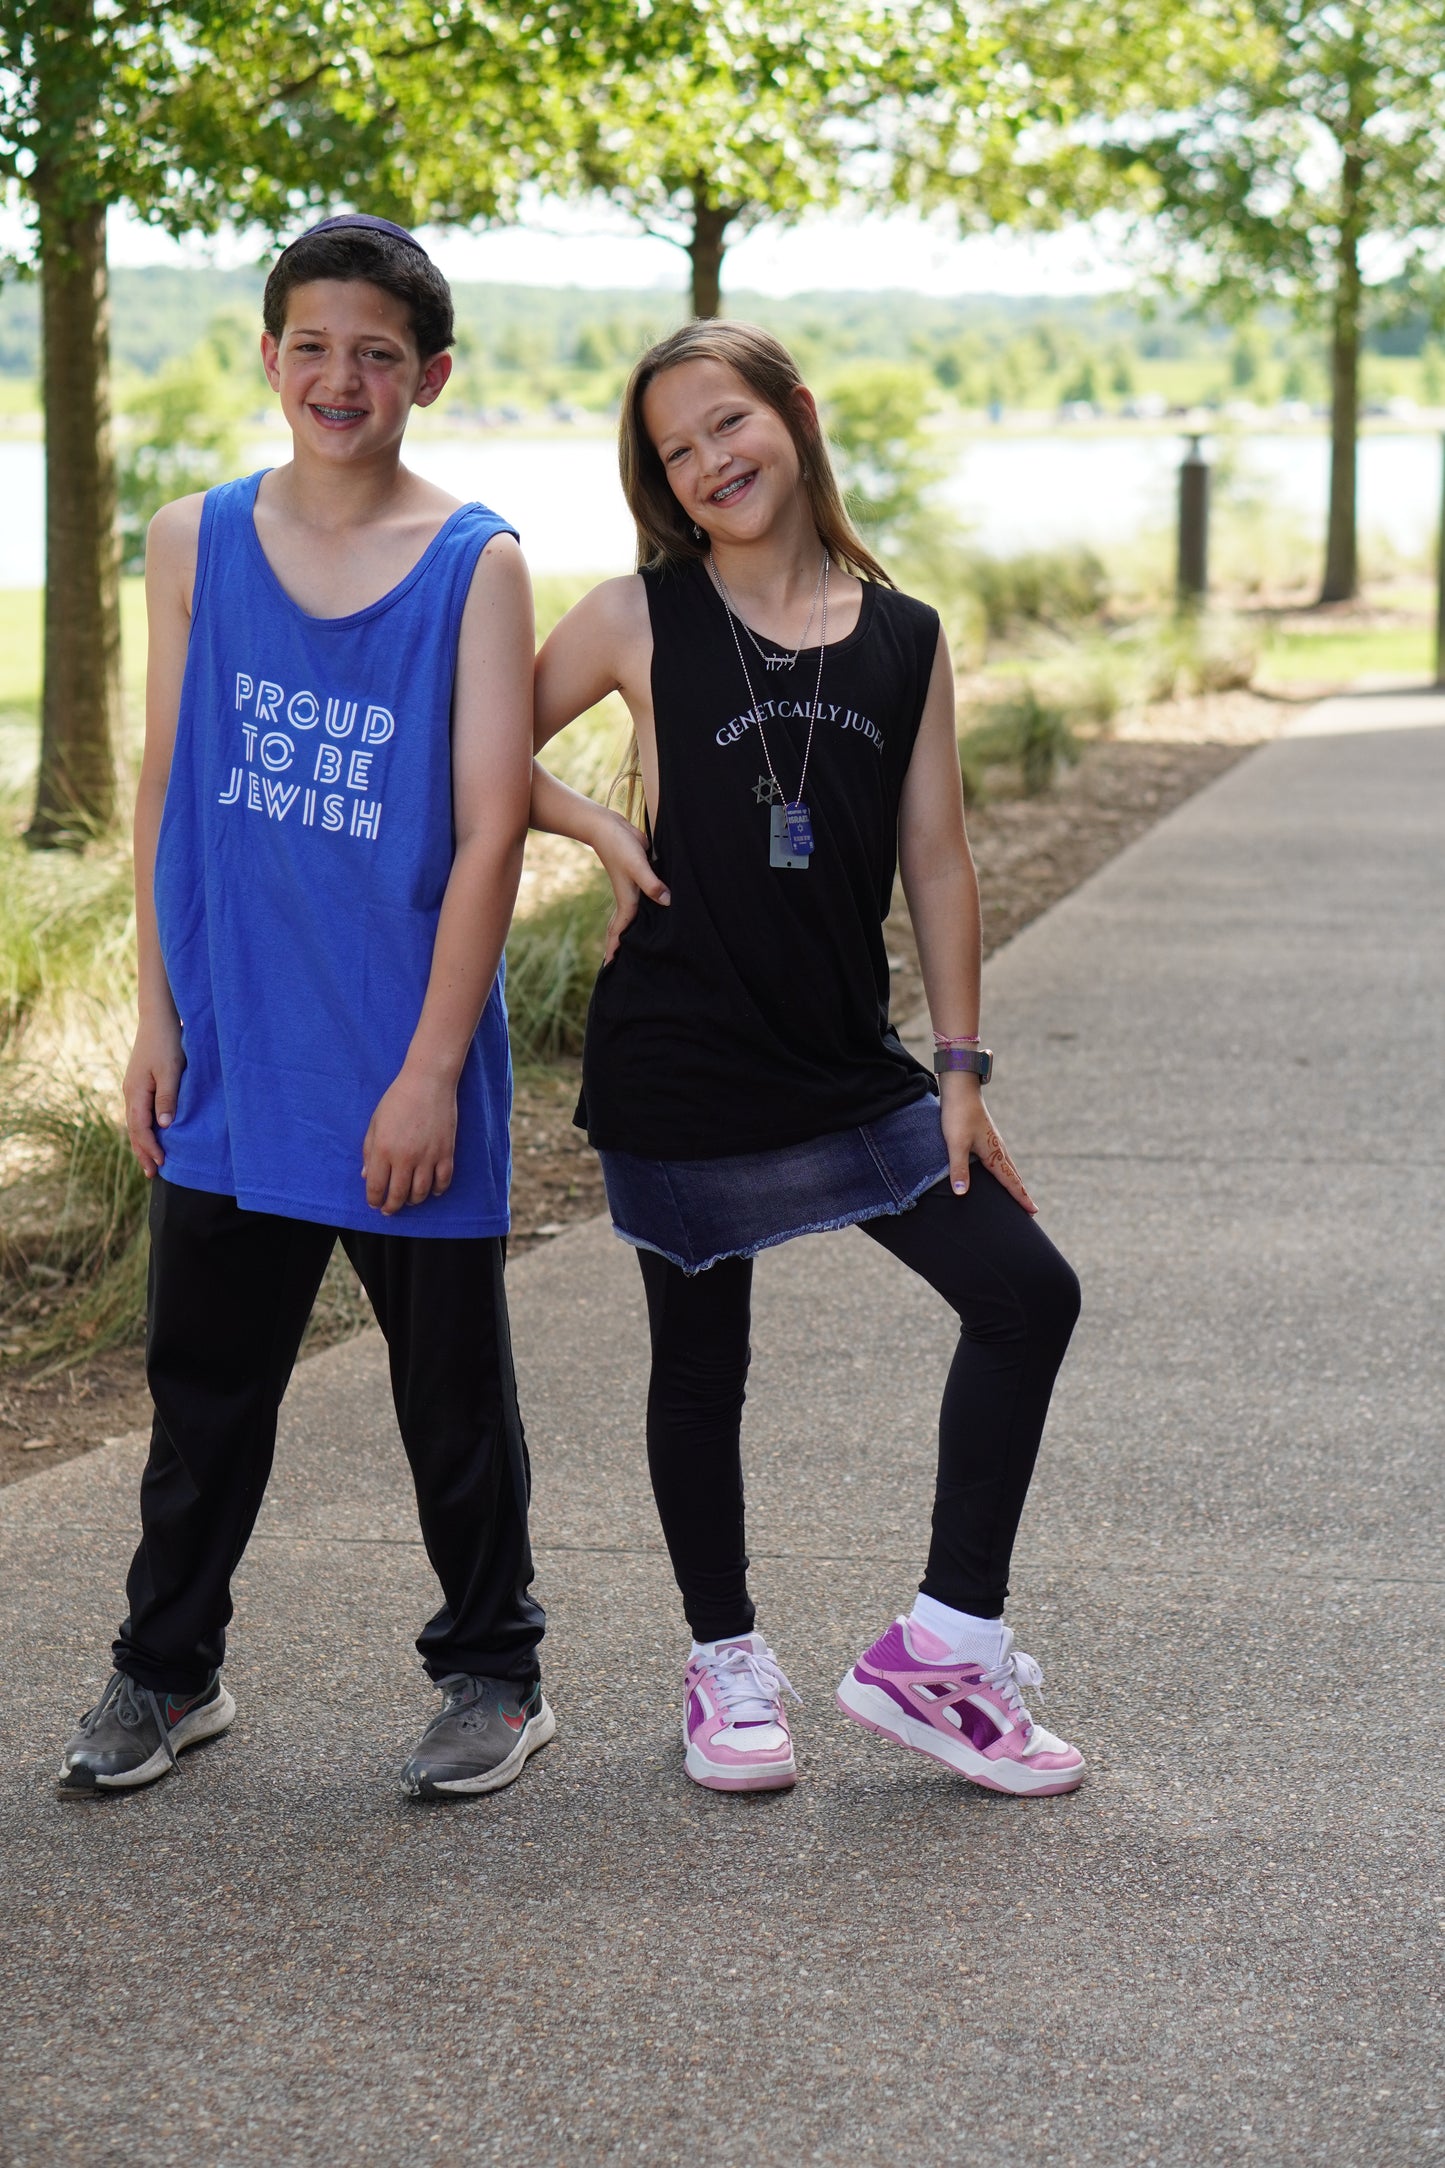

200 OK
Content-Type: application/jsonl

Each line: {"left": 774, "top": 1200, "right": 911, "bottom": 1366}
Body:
{"left": 1177, "top": 434, "right": 1210, "bottom": 607}
{"left": 1435, "top": 434, "right": 1445, "bottom": 687}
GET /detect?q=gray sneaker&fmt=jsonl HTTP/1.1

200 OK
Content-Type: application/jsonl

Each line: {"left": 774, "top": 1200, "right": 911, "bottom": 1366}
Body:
{"left": 58, "top": 1669, "right": 236, "bottom": 1797}
{"left": 402, "top": 1674, "right": 555, "bottom": 1800}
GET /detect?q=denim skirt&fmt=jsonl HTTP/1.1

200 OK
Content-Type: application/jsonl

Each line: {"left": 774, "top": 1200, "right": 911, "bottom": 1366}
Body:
{"left": 597, "top": 1090, "right": 951, "bottom": 1275}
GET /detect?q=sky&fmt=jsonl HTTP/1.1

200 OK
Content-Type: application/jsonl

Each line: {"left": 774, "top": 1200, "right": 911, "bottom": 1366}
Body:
{"left": 98, "top": 194, "right": 1136, "bottom": 298}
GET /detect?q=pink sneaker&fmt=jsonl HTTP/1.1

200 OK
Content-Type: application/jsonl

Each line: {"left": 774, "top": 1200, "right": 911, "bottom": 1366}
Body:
{"left": 683, "top": 1633, "right": 799, "bottom": 1792}
{"left": 836, "top": 1618, "right": 1085, "bottom": 1796}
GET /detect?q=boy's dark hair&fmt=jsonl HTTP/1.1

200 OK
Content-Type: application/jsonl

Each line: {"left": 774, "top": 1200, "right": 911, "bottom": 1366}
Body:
{"left": 263, "top": 224, "right": 455, "bottom": 359}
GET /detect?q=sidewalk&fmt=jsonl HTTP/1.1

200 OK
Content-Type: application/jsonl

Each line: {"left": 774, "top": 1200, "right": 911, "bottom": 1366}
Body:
{"left": 2, "top": 690, "right": 1442, "bottom": 2167}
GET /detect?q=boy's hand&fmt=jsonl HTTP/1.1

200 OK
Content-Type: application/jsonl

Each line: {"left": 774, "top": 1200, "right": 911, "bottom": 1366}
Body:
{"left": 124, "top": 1016, "right": 185, "bottom": 1178}
{"left": 363, "top": 1067, "right": 459, "bottom": 1215}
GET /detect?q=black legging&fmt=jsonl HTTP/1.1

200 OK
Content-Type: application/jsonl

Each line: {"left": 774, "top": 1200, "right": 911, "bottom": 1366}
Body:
{"left": 638, "top": 1166, "right": 1081, "bottom": 1641}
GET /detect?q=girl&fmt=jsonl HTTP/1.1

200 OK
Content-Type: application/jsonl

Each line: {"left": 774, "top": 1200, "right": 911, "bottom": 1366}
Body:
{"left": 531, "top": 323, "right": 1083, "bottom": 1798}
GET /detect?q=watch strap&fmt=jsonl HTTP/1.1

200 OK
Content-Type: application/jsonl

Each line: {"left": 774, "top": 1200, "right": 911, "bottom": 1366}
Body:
{"left": 933, "top": 1046, "right": 993, "bottom": 1083}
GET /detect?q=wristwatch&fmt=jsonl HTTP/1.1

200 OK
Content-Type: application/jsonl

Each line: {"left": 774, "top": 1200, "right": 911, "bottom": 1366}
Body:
{"left": 933, "top": 1046, "right": 993, "bottom": 1083}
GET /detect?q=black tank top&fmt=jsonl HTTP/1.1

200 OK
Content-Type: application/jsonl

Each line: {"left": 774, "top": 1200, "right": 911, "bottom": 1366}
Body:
{"left": 577, "top": 559, "right": 941, "bottom": 1159}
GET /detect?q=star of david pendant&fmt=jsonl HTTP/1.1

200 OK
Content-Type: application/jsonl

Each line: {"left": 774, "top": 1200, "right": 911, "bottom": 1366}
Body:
{"left": 753, "top": 775, "right": 783, "bottom": 805}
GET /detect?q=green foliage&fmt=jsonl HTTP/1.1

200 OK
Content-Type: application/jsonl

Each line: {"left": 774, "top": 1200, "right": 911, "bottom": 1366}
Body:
{"left": 0, "top": 829, "right": 134, "bottom": 1050}
{"left": 527, "top": 0, "right": 909, "bottom": 313}
{"left": 1131, "top": 611, "right": 1261, "bottom": 701}
{"left": 961, "top": 547, "right": 1110, "bottom": 638}
{"left": 0, "top": 1076, "right": 150, "bottom": 1368}
{"left": 504, "top": 871, "right": 613, "bottom": 1066}
{"left": 1123, "top": 3, "right": 1445, "bottom": 330}
{"left": 824, "top": 362, "right": 945, "bottom": 546}
{"left": 118, "top": 339, "right": 244, "bottom": 574}
{"left": 1060, "top": 358, "right": 1098, "bottom": 405}
{"left": 959, "top": 686, "right": 1082, "bottom": 801}
{"left": 0, "top": 265, "right": 1335, "bottom": 420}
{"left": 1106, "top": 1, "right": 1445, "bottom": 593}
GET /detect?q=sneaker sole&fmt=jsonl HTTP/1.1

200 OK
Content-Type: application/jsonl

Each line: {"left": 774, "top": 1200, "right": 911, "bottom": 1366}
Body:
{"left": 412, "top": 1698, "right": 557, "bottom": 1799}
{"left": 836, "top": 1673, "right": 1084, "bottom": 1797}
{"left": 683, "top": 1738, "right": 796, "bottom": 1792}
{"left": 56, "top": 1686, "right": 237, "bottom": 1798}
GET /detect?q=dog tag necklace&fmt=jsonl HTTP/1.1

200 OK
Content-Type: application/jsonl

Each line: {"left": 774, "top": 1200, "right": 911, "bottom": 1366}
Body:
{"left": 711, "top": 552, "right": 829, "bottom": 869}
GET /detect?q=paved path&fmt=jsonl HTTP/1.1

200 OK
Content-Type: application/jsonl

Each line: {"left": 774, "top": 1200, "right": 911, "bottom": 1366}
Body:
{"left": 3, "top": 691, "right": 1442, "bottom": 2167}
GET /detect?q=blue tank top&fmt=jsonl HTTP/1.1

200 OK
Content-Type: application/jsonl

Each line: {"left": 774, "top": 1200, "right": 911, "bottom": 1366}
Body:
{"left": 154, "top": 469, "right": 519, "bottom": 1238}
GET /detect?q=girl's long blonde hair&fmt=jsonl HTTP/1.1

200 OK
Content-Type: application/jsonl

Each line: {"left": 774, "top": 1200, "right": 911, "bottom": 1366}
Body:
{"left": 610, "top": 321, "right": 893, "bottom": 818}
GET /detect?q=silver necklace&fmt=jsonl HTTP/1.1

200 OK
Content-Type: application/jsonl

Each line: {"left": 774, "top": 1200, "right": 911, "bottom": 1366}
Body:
{"left": 713, "top": 553, "right": 830, "bottom": 866}
{"left": 710, "top": 550, "right": 827, "bottom": 672}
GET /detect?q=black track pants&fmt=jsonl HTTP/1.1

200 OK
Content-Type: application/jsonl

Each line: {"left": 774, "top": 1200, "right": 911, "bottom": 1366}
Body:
{"left": 638, "top": 1167, "right": 1081, "bottom": 1641}
{"left": 114, "top": 1179, "right": 543, "bottom": 1695}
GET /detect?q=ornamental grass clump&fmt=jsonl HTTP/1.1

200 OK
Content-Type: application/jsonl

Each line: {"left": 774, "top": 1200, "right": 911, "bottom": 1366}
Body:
{"left": 504, "top": 869, "right": 614, "bottom": 1066}
{"left": 0, "top": 1077, "right": 150, "bottom": 1370}
{"left": 958, "top": 684, "right": 1083, "bottom": 801}
{"left": 0, "top": 832, "right": 135, "bottom": 1051}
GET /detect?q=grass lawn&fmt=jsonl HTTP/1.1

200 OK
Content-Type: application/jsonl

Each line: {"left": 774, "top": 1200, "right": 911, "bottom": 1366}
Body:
{"left": 1258, "top": 623, "right": 1436, "bottom": 689}
{"left": 0, "top": 582, "right": 148, "bottom": 710}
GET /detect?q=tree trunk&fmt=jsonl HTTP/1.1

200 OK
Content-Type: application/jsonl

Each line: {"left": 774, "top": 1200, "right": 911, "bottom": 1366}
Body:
{"left": 29, "top": 186, "right": 120, "bottom": 847}
{"left": 688, "top": 184, "right": 733, "bottom": 320}
{"left": 1320, "top": 154, "right": 1364, "bottom": 605}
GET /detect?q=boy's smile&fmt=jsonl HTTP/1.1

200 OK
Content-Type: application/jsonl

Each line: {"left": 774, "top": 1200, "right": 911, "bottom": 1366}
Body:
{"left": 261, "top": 279, "right": 450, "bottom": 458}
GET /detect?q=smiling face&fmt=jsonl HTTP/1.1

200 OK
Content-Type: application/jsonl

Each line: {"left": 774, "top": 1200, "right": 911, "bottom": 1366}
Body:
{"left": 260, "top": 279, "right": 451, "bottom": 460}
{"left": 642, "top": 357, "right": 817, "bottom": 546}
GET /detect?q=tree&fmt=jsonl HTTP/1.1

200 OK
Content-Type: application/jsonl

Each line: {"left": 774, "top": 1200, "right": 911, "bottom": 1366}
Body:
{"left": 0, "top": 1, "right": 537, "bottom": 844}
{"left": 118, "top": 336, "right": 243, "bottom": 575}
{"left": 548, "top": 0, "right": 901, "bottom": 319}
{"left": 1114, "top": 0, "right": 1445, "bottom": 600}
{"left": 824, "top": 361, "right": 944, "bottom": 545}
{"left": 0, "top": 0, "right": 184, "bottom": 843}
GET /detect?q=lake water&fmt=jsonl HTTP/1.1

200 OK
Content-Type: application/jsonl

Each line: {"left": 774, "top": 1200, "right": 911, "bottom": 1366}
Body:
{"left": 1, "top": 428, "right": 1440, "bottom": 587}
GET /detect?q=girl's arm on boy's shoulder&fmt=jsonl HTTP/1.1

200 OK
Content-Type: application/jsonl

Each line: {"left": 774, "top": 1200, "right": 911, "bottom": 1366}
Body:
{"left": 124, "top": 494, "right": 203, "bottom": 1179}
{"left": 899, "top": 627, "right": 1035, "bottom": 1216}
{"left": 362, "top": 532, "right": 534, "bottom": 1216}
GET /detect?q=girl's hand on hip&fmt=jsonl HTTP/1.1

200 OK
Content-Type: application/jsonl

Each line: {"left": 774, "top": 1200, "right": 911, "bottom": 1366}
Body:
{"left": 364, "top": 1067, "right": 459, "bottom": 1215}
{"left": 940, "top": 1077, "right": 1037, "bottom": 1215}
{"left": 594, "top": 809, "right": 670, "bottom": 964}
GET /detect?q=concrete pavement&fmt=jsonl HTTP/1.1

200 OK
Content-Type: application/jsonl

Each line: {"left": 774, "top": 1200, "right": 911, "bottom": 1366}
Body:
{"left": 2, "top": 689, "right": 1442, "bottom": 2166}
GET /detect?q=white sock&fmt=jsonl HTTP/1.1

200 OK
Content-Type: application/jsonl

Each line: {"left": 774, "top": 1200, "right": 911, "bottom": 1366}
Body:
{"left": 909, "top": 1593, "right": 1008, "bottom": 1668}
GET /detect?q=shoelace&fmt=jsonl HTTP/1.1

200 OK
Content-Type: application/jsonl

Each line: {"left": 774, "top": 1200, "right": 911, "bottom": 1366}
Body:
{"left": 698, "top": 1642, "right": 801, "bottom": 1727}
{"left": 979, "top": 1648, "right": 1044, "bottom": 1732}
{"left": 79, "top": 1672, "right": 183, "bottom": 1772}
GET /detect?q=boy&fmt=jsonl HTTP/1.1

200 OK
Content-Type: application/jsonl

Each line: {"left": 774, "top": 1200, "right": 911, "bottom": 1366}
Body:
{"left": 58, "top": 215, "right": 552, "bottom": 1801}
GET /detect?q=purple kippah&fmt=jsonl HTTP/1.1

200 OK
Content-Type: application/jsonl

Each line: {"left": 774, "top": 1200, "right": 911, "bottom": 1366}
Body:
{"left": 282, "top": 214, "right": 429, "bottom": 257}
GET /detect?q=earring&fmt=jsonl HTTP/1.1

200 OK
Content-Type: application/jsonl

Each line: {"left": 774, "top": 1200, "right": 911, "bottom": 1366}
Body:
{"left": 692, "top": 522, "right": 704, "bottom": 541}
